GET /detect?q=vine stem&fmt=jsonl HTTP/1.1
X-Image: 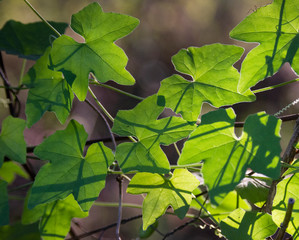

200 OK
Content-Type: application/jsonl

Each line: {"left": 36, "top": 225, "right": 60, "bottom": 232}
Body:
{"left": 116, "top": 176, "right": 124, "bottom": 240}
{"left": 252, "top": 78, "right": 299, "bottom": 94}
{"left": 23, "top": 0, "right": 61, "bottom": 37}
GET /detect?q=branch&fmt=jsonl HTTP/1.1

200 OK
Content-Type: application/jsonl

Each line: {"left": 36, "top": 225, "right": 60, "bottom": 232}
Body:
{"left": 116, "top": 176, "right": 124, "bottom": 240}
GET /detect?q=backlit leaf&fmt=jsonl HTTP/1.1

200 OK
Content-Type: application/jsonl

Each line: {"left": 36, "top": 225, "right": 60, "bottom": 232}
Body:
{"left": 178, "top": 108, "right": 281, "bottom": 205}
{"left": 112, "top": 95, "right": 195, "bottom": 173}
{"left": 50, "top": 2, "right": 139, "bottom": 101}
{"left": 23, "top": 47, "right": 74, "bottom": 128}
{"left": 230, "top": 0, "right": 299, "bottom": 92}
{"left": 0, "top": 116, "right": 26, "bottom": 167}
{"left": 0, "top": 20, "right": 68, "bottom": 60}
{"left": 28, "top": 120, "right": 114, "bottom": 211}
{"left": 127, "top": 169, "right": 200, "bottom": 230}
{"left": 158, "top": 44, "right": 255, "bottom": 122}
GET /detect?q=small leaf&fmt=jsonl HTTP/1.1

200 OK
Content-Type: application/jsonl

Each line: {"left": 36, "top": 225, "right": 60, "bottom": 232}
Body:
{"left": 23, "top": 193, "right": 88, "bottom": 240}
{"left": 0, "top": 20, "right": 68, "bottom": 60}
{"left": 158, "top": 44, "right": 255, "bottom": 122}
{"left": 179, "top": 108, "right": 281, "bottom": 205}
{"left": 23, "top": 47, "right": 74, "bottom": 128}
{"left": 272, "top": 162, "right": 299, "bottom": 237}
{"left": 220, "top": 209, "right": 277, "bottom": 240}
{"left": 127, "top": 169, "right": 200, "bottom": 230}
{"left": 28, "top": 120, "right": 114, "bottom": 211}
{"left": 0, "top": 162, "right": 29, "bottom": 183}
{"left": 230, "top": 0, "right": 299, "bottom": 92}
{"left": 112, "top": 95, "right": 195, "bottom": 173}
{"left": 0, "top": 180, "right": 9, "bottom": 226}
{"left": 0, "top": 116, "right": 26, "bottom": 167}
{"left": 50, "top": 2, "right": 139, "bottom": 101}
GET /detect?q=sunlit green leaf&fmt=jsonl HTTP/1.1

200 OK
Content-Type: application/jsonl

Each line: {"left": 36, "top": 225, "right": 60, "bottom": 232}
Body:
{"left": 127, "top": 169, "right": 200, "bottom": 230}
{"left": 23, "top": 193, "right": 88, "bottom": 240}
{"left": 230, "top": 0, "right": 299, "bottom": 92}
{"left": 23, "top": 47, "right": 74, "bottom": 128}
{"left": 50, "top": 2, "right": 139, "bottom": 101}
{"left": 158, "top": 44, "right": 255, "bottom": 122}
{"left": 28, "top": 120, "right": 114, "bottom": 211}
{"left": 272, "top": 162, "right": 299, "bottom": 237}
{"left": 220, "top": 208, "right": 277, "bottom": 240}
{"left": 112, "top": 95, "right": 195, "bottom": 173}
{"left": 0, "top": 116, "right": 26, "bottom": 167}
{"left": 0, "top": 162, "right": 29, "bottom": 183}
{"left": 0, "top": 222, "right": 40, "bottom": 240}
{"left": 179, "top": 108, "right": 281, "bottom": 205}
{"left": 0, "top": 180, "right": 9, "bottom": 226}
{"left": 0, "top": 20, "right": 68, "bottom": 60}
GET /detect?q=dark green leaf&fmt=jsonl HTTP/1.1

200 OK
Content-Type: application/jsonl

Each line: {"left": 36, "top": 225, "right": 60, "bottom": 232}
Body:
{"left": 0, "top": 20, "right": 68, "bottom": 60}
{"left": 178, "top": 108, "right": 281, "bottom": 205}
{"left": 23, "top": 47, "right": 74, "bottom": 128}
{"left": 127, "top": 169, "right": 200, "bottom": 230}
{"left": 220, "top": 209, "right": 277, "bottom": 240}
{"left": 0, "top": 222, "right": 40, "bottom": 240}
{"left": 112, "top": 95, "right": 195, "bottom": 173}
{"left": 0, "top": 116, "right": 26, "bottom": 167}
{"left": 0, "top": 180, "right": 9, "bottom": 226}
{"left": 230, "top": 0, "right": 299, "bottom": 92}
{"left": 28, "top": 120, "right": 114, "bottom": 211}
{"left": 50, "top": 2, "right": 139, "bottom": 101}
{"left": 158, "top": 44, "right": 255, "bottom": 122}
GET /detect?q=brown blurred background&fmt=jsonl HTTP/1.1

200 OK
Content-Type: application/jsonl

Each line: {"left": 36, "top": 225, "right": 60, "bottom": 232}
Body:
{"left": 0, "top": 0, "right": 298, "bottom": 239}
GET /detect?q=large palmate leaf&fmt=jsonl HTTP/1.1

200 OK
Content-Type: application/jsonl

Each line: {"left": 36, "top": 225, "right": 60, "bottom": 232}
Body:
{"left": 23, "top": 47, "right": 74, "bottom": 128}
{"left": 0, "top": 180, "right": 9, "bottom": 226}
{"left": 272, "top": 162, "right": 299, "bottom": 237}
{"left": 50, "top": 2, "right": 139, "bottom": 101}
{"left": 23, "top": 193, "right": 88, "bottom": 240}
{"left": 28, "top": 120, "right": 114, "bottom": 211}
{"left": 178, "top": 108, "right": 281, "bottom": 205}
{"left": 0, "top": 20, "right": 68, "bottom": 60}
{"left": 0, "top": 116, "right": 26, "bottom": 167}
{"left": 220, "top": 209, "right": 277, "bottom": 240}
{"left": 112, "top": 95, "right": 195, "bottom": 173}
{"left": 158, "top": 44, "right": 255, "bottom": 122}
{"left": 230, "top": 0, "right": 299, "bottom": 93}
{"left": 127, "top": 169, "right": 200, "bottom": 230}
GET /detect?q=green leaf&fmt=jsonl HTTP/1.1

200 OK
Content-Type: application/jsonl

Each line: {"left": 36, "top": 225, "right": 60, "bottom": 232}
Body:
{"left": 28, "top": 120, "right": 114, "bottom": 211}
{"left": 0, "top": 222, "right": 40, "bottom": 240}
{"left": 220, "top": 209, "right": 277, "bottom": 240}
{"left": 272, "top": 164, "right": 299, "bottom": 237}
{"left": 178, "top": 108, "right": 281, "bottom": 205}
{"left": 0, "top": 116, "right": 26, "bottom": 167}
{"left": 23, "top": 47, "right": 74, "bottom": 128}
{"left": 127, "top": 169, "right": 200, "bottom": 230}
{"left": 112, "top": 95, "right": 195, "bottom": 173}
{"left": 158, "top": 44, "right": 255, "bottom": 122}
{"left": 0, "top": 162, "right": 29, "bottom": 183}
{"left": 0, "top": 20, "right": 68, "bottom": 60}
{"left": 230, "top": 0, "right": 299, "bottom": 93}
{"left": 50, "top": 2, "right": 139, "bottom": 101}
{"left": 0, "top": 180, "right": 9, "bottom": 226}
{"left": 23, "top": 193, "right": 88, "bottom": 240}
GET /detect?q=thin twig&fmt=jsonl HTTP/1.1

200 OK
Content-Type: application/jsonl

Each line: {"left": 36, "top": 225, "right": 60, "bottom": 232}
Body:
{"left": 162, "top": 218, "right": 198, "bottom": 240}
{"left": 116, "top": 176, "right": 124, "bottom": 240}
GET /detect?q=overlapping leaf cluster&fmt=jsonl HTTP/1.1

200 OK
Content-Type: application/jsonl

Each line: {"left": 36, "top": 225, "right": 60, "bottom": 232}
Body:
{"left": 0, "top": 0, "right": 298, "bottom": 239}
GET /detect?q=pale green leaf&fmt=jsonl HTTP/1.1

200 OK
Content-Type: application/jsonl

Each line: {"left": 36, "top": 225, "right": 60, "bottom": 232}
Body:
{"left": 28, "top": 120, "right": 114, "bottom": 211}
{"left": 50, "top": 2, "right": 139, "bottom": 101}
{"left": 220, "top": 209, "right": 277, "bottom": 240}
{"left": 112, "top": 95, "right": 195, "bottom": 173}
{"left": 0, "top": 116, "right": 26, "bottom": 167}
{"left": 0, "top": 162, "right": 29, "bottom": 183}
{"left": 23, "top": 47, "right": 74, "bottom": 128}
{"left": 230, "top": 0, "right": 299, "bottom": 93}
{"left": 158, "top": 44, "right": 255, "bottom": 122}
{"left": 127, "top": 169, "right": 200, "bottom": 230}
{"left": 0, "top": 180, "right": 9, "bottom": 226}
{"left": 272, "top": 163, "right": 299, "bottom": 237}
{"left": 178, "top": 108, "right": 281, "bottom": 205}
{"left": 23, "top": 193, "right": 88, "bottom": 240}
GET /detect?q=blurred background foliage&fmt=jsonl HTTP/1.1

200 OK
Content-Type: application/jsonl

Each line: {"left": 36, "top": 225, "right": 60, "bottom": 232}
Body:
{"left": 0, "top": 0, "right": 298, "bottom": 239}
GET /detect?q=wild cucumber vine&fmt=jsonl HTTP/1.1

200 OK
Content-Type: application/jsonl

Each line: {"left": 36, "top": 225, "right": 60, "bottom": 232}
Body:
{"left": 0, "top": 0, "right": 298, "bottom": 239}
